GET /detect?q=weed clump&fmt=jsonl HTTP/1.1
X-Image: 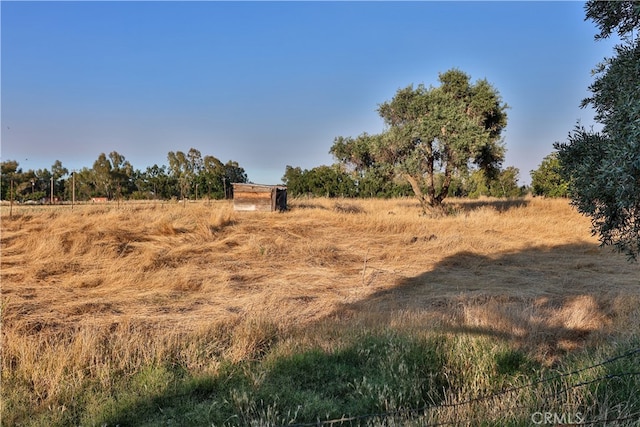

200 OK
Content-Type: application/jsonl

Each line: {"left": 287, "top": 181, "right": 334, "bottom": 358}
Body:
{"left": 334, "top": 202, "right": 365, "bottom": 214}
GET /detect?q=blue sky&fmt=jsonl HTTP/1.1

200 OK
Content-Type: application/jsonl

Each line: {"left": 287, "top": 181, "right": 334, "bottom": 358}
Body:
{"left": 1, "top": 1, "right": 619, "bottom": 185}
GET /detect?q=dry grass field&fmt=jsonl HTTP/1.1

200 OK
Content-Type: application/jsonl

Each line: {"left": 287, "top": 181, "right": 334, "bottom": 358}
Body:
{"left": 2, "top": 197, "right": 639, "bottom": 425}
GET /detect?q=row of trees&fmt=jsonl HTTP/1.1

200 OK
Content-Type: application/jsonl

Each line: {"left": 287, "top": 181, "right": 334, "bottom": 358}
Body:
{"left": 0, "top": 148, "right": 247, "bottom": 202}
{"left": 283, "top": 163, "right": 526, "bottom": 199}
{"left": 1, "top": 146, "right": 570, "bottom": 204}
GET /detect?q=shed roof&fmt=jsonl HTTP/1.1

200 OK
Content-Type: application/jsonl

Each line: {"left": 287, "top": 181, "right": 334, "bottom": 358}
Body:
{"left": 232, "top": 183, "right": 287, "bottom": 191}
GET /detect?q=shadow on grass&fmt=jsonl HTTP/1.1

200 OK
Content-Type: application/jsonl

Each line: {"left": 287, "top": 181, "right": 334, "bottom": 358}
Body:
{"left": 447, "top": 197, "right": 530, "bottom": 213}
{"left": 97, "top": 334, "right": 449, "bottom": 427}
{"left": 336, "top": 242, "right": 639, "bottom": 361}
{"left": 288, "top": 200, "right": 331, "bottom": 210}
{"left": 97, "top": 242, "right": 639, "bottom": 427}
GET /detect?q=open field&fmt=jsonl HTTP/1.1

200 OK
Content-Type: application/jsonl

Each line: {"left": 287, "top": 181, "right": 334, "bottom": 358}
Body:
{"left": 2, "top": 197, "right": 639, "bottom": 425}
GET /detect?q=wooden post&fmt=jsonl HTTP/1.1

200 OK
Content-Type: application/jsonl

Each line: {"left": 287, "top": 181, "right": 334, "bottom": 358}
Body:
{"left": 10, "top": 178, "right": 14, "bottom": 218}
{"left": 71, "top": 172, "right": 75, "bottom": 210}
{"left": 222, "top": 177, "right": 227, "bottom": 199}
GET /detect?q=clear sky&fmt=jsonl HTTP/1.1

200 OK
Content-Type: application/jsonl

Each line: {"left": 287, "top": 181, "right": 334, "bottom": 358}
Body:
{"left": 1, "top": 1, "right": 619, "bottom": 186}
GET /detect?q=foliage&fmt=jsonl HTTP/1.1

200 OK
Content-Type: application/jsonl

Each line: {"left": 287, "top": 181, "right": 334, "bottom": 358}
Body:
{"left": 555, "top": 1, "right": 640, "bottom": 260}
{"left": 357, "top": 163, "right": 413, "bottom": 198}
{"left": 331, "top": 69, "right": 508, "bottom": 214}
{"left": 1, "top": 160, "right": 69, "bottom": 202}
{"left": 328, "top": 146, "right": 521, "bottom": 201}
{"left": 135, "top": 164, "right": 176, "bottom": 200}
{"left": 281, "top": 165, "right": 307, "bottom": 196}
{"left": 0, "top": 160, "right": 21, "bottom": 200}
{"left": 466, "top": 167, "right": 524, "bottom": 199}
{"left": 585, "top": 0, "right": 640, "bottom": 40}
{"left": 193, "top": 155, "right": 247, "bottom": 200}
{"left": 530, "top": 153, "right": 569, "bottom": 198}
{"left": 92, "top": 152, "right": 134, "bottom": 200}
{"left": 282, "top": 164, "right": 357, "bottom": 198}
{"left": 282, "top": 163, "right": 415, "bottom": 199}
{"left": 164, "top": 149, "right": 248, "bottom": 200}
{"left": 1, "top": 147, "right": 247, "bottom": 202}
{"left": 167, "top": 148, "right": 203, "bottom": 200}
{"left": 281, "top": 162, "right": 521, "bottom": 200}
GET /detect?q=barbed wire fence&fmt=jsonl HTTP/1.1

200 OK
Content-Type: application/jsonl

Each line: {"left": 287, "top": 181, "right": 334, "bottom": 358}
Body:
{"left": 283, "top": 347, "right": 640, "bottom": 427}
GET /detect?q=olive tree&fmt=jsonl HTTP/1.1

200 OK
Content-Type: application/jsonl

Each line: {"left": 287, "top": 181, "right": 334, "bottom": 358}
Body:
{"left": 333, "top": 69, "right": 508, "bottom": 215}
{"left": 555, "top": 1, "right": 640, "bottom": 260}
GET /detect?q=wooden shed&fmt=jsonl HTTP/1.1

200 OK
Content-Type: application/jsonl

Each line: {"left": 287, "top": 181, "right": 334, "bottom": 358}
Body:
{"left": 232, "top": 183, "right": 287, "bottom": 212}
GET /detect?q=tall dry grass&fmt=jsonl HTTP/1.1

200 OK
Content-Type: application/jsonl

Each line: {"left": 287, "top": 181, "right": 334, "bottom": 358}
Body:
{"left": 1, "top": 197, "right": 639, "bottom": 424}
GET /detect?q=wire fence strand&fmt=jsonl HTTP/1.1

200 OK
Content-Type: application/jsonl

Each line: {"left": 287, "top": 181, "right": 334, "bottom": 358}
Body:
{"left": 283, "top": 347, "right": 640, "bottom": 427}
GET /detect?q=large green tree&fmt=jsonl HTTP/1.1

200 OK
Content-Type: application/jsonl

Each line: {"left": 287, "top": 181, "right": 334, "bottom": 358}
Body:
{"left": 49, "top": 160, "right": 69, "bottom": 201}
{"left": 1, "top": 160, "right": 21, "bottom": 201}
{"left": 282, "top": 166, "right": 307, "bottom": 197}
{"left": 332, "top": 69, "right": 508, "bottom": 215}
{"left": 168, "top": 148, "right": 247, "bottom": 200}
{"left": 555, "top": 1, "right": 640, "bottom": 260}
{"left": 167, "top": 148, "right": 202, "bottom": 200}
{"left": 133, "top": 164, "right": 174, "bottom": 200}
{"left": 222, "top": 160, "right": 248, "bottom": 198}
{"left": 91, "top": 152, "right": 134, "bottom": 199}
{"left": 196, "top": 156, "right": 247, "bottom": 199}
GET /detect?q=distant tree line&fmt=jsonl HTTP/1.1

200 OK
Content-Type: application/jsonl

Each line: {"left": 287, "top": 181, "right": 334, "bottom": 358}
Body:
{"left": 283, "top": 163, "right": 526, "bottom": 200}
{"left": 0, "top": 148, "right": 247, "bottom": 202}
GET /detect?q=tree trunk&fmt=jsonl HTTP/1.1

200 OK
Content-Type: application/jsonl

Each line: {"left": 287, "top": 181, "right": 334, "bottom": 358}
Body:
{"left": 435, "top": 160, "right": 453, "bottom": 205}
{"left": 404, "top": 174, "right": 446, "bottom": 216}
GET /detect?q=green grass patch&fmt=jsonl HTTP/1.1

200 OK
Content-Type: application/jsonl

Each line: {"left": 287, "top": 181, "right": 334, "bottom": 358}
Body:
{"left": 3, "top": 331, "right": 639, "bottom": 426}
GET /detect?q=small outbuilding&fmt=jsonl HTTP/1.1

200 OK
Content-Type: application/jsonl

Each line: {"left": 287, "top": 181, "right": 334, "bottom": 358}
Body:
{"left": 232, "top": 183, "right": 287, "bottom": 212}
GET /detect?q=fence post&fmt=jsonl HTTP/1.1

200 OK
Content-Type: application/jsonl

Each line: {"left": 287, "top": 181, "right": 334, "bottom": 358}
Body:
{"left": 10, "top": 178, "right": 14, "bottom": 218}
